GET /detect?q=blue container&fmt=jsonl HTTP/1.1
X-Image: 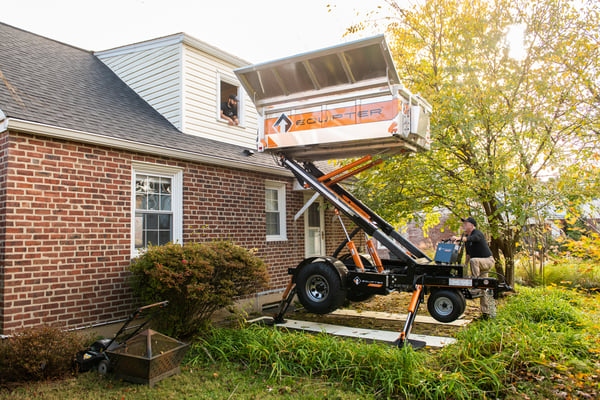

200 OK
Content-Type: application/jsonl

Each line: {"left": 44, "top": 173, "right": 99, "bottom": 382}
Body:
{"left": 434, "top": 243, "right": 460, "bottom": 263}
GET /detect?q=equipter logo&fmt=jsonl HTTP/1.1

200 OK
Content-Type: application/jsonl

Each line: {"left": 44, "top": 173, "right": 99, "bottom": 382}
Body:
{"left": 273, "top": 113, "right": 292, "bottom": 133}
{"left": 264, "top": 100, "right": 397, "bottom": 135}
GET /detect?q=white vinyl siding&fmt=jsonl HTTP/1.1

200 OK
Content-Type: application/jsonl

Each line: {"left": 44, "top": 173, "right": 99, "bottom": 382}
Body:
{"left": 97, "top": 42, "right": 183, "bottom": 129}
{"left": 182, "top": 44, "right": 258, "bottom": 148}
{"left": 97, "top": 34, "right": 259, "bottom": 149}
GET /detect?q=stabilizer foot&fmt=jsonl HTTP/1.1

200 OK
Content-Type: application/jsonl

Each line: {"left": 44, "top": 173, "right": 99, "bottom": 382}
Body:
{"left": 392, "top": 338, "right": 427, "bottom": 349}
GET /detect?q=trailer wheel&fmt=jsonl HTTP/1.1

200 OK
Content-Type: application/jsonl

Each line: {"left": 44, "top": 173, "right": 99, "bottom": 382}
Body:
{"left": 427, "top": 290, "right": 465, "bottom": 323}
{"left": 296, "top": 262, "right": 346, "bottom": 314}
{"left": 97, "top": 359, "right": 110, "bottom": 375}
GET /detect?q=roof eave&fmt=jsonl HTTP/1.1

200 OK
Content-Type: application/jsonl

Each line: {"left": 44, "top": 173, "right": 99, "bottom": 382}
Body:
{"left": 94, "top": 32, "right": 251, "bottom": 67}
{"left": 1, "top": 118, "right": 290, "bottom": 177}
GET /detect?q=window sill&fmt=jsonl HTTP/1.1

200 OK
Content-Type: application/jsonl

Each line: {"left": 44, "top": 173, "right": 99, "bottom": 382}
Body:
{"left": 217, "top": 118, "right": 244, "bottom": 129}
{"left": 266, "top": 235, "right": 288, "bottom": 242}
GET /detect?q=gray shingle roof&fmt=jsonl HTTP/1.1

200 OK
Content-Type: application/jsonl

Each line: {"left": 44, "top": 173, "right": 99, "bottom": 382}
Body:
{"left": 0, "top": 22, "right": 283, "bottom": 172}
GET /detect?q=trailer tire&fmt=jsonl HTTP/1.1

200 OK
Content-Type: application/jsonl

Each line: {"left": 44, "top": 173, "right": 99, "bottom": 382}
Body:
{"left": 296, "top": 262, "right": 346, "bottom": 314}
{"left": 427, "top": 290, "right": 465, "bottom": 323}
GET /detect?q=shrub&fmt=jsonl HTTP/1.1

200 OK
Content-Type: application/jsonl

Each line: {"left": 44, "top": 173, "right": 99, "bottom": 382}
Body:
{"left": 130, "top": 240, "right": 269, "bottom": 339}
{"left": 0, "top": 325, "right": 86, "bottom": 385}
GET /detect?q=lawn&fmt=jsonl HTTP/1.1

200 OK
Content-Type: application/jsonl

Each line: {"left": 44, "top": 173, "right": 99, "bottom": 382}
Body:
{"left": 1, "top": 280, "right": 599, "bottom": 399}
{"left": 0, "top": 361, "right": 369, "bottom": 400}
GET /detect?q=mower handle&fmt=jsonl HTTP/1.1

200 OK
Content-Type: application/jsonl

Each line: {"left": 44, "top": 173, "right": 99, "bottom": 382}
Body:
{"left": 137, "top": 300, "right": 169, "bottom": 311}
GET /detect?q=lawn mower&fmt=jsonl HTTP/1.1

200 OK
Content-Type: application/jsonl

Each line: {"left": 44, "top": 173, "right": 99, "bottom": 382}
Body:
{"left": 75, "top": 300, "right": 168, "bottom": 374}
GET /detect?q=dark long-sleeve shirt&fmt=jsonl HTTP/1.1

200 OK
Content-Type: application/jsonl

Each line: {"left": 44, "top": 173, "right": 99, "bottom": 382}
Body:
{"left": 465, "top": 229, "right": 493, "bottom": 258}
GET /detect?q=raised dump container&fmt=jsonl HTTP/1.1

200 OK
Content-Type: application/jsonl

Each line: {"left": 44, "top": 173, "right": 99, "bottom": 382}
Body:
{"left": 234, "top": 35, "right": 431, "bottom": 161}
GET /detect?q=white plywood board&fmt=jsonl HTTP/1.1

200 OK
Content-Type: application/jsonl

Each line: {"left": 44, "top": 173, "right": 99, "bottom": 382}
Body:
{"left": 248, "top": 317, "right": 456, "bottom": 348}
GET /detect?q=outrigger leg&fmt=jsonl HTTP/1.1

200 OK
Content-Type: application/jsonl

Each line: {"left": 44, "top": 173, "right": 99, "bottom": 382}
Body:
{"left": 272, "top": 278, "right": 297, "bottom": 324}
{"left": 393, "top": 284, "right": 427, "bottom": 349}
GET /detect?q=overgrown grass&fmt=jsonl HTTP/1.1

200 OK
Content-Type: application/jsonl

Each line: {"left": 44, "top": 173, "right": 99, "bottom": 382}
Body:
{"left": 188, "top": 286, "right": 600, "bottom": 399}
{"left": 189, "top": 327, "right": 419, "bottom": 398}
{"left": 515, "top": 256, "right": 600, "bottom": 289}
{"left": 2, "top": 286, "right": 598, "bottom": 399}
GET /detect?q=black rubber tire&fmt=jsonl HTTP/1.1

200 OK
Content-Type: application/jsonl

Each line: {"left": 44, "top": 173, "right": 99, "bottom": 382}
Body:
{"left": 296, "top": 262, "right": 346, "bottom": 314}
{"left": 97, "top": 359, "right": 110, "bottom": 375}
{"left": 427, "top": 289, "right": 465, "bottom": 323}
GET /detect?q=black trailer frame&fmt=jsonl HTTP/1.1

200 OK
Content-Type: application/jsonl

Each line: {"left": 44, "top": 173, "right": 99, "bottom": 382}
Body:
{"left": 273, "top": 156, "right": 511, "bottom": 348}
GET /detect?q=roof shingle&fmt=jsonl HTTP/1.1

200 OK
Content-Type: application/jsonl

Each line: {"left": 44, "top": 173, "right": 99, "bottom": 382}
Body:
{"left": 0, "top": 22, "right": 283, "bottom": 171}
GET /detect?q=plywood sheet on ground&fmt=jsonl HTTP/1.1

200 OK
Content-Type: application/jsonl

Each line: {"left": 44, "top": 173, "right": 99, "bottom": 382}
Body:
{"left": 248, "top": 317, "right": 456, "bottom": 348}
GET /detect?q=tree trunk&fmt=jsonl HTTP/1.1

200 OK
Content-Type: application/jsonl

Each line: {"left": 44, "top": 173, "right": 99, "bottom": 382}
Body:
{"left": 483, "top": 199, "right": 516, "bottom": 286}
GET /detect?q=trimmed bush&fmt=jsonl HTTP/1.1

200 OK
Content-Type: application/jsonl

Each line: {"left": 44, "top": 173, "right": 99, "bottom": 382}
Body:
{"left": 0, "top": 325, "right": 86, "bottom": 385}
{"left": 130, "top": 240, "right": 269, "bottom": 339}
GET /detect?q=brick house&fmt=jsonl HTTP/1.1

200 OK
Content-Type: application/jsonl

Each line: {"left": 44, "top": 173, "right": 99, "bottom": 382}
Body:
{"left": 0, "top": 23, "right": 358, "bottom": 334}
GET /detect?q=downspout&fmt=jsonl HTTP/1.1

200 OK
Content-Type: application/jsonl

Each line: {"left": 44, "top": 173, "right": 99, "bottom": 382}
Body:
{"left": 0, "top": 109, "right": 6, "bottom": 335}
{"left": 0, "top": 109, "right": 7, "bottom": 132}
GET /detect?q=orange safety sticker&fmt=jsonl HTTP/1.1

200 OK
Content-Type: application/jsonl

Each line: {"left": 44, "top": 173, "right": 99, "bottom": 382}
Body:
{"left": 265, "top": 100, "right": 399, "bottom": 135}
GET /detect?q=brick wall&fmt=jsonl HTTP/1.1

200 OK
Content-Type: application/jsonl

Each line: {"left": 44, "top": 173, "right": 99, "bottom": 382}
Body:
{"left": 1, "top": 132, "right": 133, "bottom": 333}
{"left": 179, "top": 162, "right": 305, "bottom": 290}
{"left": 0, "top": 131, "right": 330, "bottom": 333}
{"left": 404, "top": 214, "right": 455, "bottom": 252}
{"left": 0, "top": 130, "right": 379, "bottom": 333}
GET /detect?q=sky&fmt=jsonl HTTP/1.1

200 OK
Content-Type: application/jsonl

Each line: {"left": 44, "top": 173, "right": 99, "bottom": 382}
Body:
{"left": 2, "top": 0, "right": 388, "bottom": 64}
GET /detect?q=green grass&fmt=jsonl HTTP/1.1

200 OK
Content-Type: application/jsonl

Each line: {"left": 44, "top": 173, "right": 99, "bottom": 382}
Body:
{"left": 2, "top": 285, "right": 599, "bottom": 399}
{"left": 191, "top": 286, "right": 600, "bottom": 400}
{"left": 515, "top": 256, "right": 600, "bottom": 289}
{"left": 0, "top": 362, "right": 369, "bottom": 400}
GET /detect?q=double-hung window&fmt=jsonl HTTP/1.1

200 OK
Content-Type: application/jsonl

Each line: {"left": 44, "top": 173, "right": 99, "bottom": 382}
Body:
{"left": 131, "top": 163, "right": 183, "bottom": 257}
{"left": 265, "top": 181, "right": 287, "bottom": 241}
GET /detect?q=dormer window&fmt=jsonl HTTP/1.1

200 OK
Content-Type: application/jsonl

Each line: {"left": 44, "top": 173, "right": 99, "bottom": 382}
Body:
{"left": 217, "top": 73, "right": 243, "bottom": 126}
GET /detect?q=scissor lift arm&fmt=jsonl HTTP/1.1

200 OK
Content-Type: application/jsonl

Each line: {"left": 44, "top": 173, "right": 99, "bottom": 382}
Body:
{"left": 233, "top": 35, "right": 511, "bottom": 347}
{"left": 274, "top": 156, "right": 511, "bottom": 348}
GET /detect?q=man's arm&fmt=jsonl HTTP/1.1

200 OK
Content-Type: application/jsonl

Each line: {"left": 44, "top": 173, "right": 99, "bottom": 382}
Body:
{"left": 220, "top": 109, "right": 235, "bottom": 125}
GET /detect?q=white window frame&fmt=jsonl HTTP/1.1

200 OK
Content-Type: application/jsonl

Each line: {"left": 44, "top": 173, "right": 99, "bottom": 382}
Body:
{"left": 265, "top": 180, "right": 287, "bottom": 242}
{"left": 216, "top": 71, "right": 244, "bottom": 127}
{"left": 131, "top": 162, "right": 183, "bottom": 257}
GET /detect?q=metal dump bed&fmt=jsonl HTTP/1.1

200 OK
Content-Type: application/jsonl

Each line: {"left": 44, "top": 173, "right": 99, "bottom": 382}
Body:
{"left": 235, "top": 35, "right": 431, "bottom": 161}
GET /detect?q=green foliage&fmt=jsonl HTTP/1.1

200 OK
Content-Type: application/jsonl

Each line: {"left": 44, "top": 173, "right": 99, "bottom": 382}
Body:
{"left": 0, "top": 325, "right": 87, "bottom": 385}
{"left": 188, "top": 326, "right": 419, "bottom": 398}
{"left": 130, "top": 241, "right": 269, "bottom": 339}
{"left": 187, "top": 286, "right": 599, "bottom": 399}
{"left": 516, "top": 256, "right": 600, "bottom": 290}
{"left": 430, "top": 288, "right": 595, "bottom": 399}
{"left": 344, "top": 0, "right": 600, "bottom": 286}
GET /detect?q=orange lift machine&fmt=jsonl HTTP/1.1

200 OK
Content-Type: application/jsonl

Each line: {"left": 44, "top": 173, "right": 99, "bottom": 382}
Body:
{"left": 235, "top": 35, "right": 510, "bottom": 348}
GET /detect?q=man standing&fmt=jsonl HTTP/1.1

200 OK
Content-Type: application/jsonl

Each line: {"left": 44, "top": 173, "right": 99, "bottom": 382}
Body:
{"left": 452, "top": 216, "right": 495, "bottom": 319}
{"left": 221, "top": 94, "right": 239, "bottom": 126}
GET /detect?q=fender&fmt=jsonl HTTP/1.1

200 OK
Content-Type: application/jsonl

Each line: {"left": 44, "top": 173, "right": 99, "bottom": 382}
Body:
{"left": 291, "top": 256, "right": 348, "bottom": 288}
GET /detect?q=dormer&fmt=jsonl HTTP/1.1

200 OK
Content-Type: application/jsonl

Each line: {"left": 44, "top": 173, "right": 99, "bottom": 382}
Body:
{"left": 95, "top": 33, "right": 257, "bottom": 149}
